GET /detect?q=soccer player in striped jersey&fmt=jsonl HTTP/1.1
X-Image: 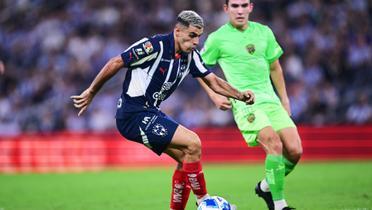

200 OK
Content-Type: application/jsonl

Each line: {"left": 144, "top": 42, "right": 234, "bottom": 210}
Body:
{"left": 199, "top": 0, "right": 302, "bottom": 209}
{"left": 71, "top": 10, "right": 254, "bottom": 210}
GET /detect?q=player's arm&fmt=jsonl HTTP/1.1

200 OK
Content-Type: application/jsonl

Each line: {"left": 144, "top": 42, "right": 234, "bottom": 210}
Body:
{"left": 0, "top": 60, "right": 4, "bottom": 75}
{"left": 270, "top": 59, "right": 291, "bottom": 116}
{"left": 197, "top": 78, "right": 232, "bottom": 110}
{"left": 71, "top": 55, "right": 124, "bottom": 116}
{"left": 200, "top": 73, "right": 254, "bottom": 105}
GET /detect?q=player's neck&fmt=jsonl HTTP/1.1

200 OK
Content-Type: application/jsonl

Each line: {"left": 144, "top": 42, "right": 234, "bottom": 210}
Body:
{"left": 231, "top": 21, "right": 250, "bottom": 31}
{"left": 173, "top": 33, "right": 181, "bottom": 54}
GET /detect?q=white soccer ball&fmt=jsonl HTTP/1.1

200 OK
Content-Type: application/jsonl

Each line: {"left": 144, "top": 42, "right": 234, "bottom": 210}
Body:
{"left": 197, "top": 196, "right": 232, "bottom": 210}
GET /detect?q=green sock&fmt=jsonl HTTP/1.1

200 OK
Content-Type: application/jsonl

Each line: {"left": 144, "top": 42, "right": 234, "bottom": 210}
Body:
{"left": 283, "top": 156, "right": 296, "bottom": 176}
{"left": 265, "top": 154, "right": 285, "bottom": 201}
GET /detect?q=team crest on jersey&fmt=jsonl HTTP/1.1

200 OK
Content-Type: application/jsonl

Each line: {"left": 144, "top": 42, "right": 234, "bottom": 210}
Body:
{"left": 246, "top": 44, "right": 255, "bottom": 54}
{"left": 247, "top": 113, "right": 255, "bottom": 123}
{"left": 152, "top": 123, "right": 168, "bottom": 137}
{"left": 143, "top": 41, "right": 154, "bottom": 54}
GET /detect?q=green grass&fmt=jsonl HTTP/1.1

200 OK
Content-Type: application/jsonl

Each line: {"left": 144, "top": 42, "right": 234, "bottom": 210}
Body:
{"left": 1, "top": 162, "right": 372, "bottom": 210}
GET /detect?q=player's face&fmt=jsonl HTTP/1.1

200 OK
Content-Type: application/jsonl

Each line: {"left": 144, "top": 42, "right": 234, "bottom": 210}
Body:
{"left": 224, "top": 0, "right": 253, "bottom": 30}
{"left": 175, "top": 25, "right": 203, "bottom": 53}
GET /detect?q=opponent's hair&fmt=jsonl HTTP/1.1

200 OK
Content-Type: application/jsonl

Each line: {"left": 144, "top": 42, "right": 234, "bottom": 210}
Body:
{"left": 177, "top": 10, "right": 204, "bottom": 29}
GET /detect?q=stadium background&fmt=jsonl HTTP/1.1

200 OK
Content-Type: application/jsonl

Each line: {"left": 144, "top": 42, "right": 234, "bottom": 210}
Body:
{"left": 0, "top": 0, "right": 371, "bottom": 209}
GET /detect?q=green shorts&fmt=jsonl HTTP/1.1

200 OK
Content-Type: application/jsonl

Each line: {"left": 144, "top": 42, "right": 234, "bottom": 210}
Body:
{"left": 231, "top": 100, "right": 296, "bottom": 147}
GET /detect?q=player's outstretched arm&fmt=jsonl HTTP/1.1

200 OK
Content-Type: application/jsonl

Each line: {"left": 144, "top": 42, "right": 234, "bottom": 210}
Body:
{"left": 200, "top": 73, "right": 255, "bottom": 105}
{"left": 197, "top": 78, "right": 232, "bottom": 110}
{"left": 71, "top": 55, "right": 124, "bottom": 116}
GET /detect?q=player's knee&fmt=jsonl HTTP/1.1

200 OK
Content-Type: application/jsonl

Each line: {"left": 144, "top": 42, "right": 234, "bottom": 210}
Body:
{"left": 185, "top": 132, "right": 202, "bottom": 157}
{"left": 262, "top": 134, "right": 282, "bottom": 155}
{"left": 175, "top": 153, "right": 186, "bottom": 164}
{"left": 288, "top": 144, "right": 303, "bottom": 162}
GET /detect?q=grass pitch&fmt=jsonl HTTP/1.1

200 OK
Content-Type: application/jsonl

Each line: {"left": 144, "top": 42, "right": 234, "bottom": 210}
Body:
{"left": 0, "top": 162, "right": 371, "bottom": 210}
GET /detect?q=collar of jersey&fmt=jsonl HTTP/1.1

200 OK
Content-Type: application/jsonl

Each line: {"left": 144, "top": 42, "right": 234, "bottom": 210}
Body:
{"left": 227, "top": 21, "right": 252, "bottom": 33}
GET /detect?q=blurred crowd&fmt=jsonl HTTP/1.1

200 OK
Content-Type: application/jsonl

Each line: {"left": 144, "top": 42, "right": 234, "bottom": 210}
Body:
{"left": 0, "top": 0, "right": 371, "bottom": 136}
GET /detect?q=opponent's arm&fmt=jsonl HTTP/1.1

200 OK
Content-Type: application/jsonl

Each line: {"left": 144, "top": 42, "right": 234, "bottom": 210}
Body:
{"left": 71, "top": 55, "right": 124, "bottom": 116}
{"left": 200, "top": 73, "right": 254, "bottom": 105}
{"left": 270, "top": 59, "right": 291, "bottom": 116}
{"left": 0, "top": 60, "right": 4, "bottom": 75}
{"left": 197, "top": 78, "right": 232, "bottom": 110}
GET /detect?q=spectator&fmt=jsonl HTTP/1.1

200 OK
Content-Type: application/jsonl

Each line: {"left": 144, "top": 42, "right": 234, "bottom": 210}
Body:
{"left": 0, "top": 0, "right": 371, "bottom": 134}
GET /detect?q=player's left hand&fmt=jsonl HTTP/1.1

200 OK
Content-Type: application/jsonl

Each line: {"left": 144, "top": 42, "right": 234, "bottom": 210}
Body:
{"left": 241, "top": 90, "right": 255, "bottom": 105}
{"left": 70, "top": 88, "right": 95, "bottom": 116}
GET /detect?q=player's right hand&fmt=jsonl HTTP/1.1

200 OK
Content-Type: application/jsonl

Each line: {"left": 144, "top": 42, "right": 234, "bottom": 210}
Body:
{"left": 70, "top": 88, "right": 95, "bottom": 116}
{"left": 241, "top": 90, "right": 255, "bottom": 105}
{"left": 212, "top": 94, "right": 232, "bottom": 111}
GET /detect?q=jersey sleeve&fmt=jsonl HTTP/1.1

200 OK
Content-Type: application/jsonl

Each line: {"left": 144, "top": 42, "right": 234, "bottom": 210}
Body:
{"left": 200, "top": 34, "right": 220, "bottom": 66}
{"left": 265, "top": 27, "right": 283, "bottom": 64}
{"left": 189, "top": 50, "right": 211, "bottom": 78}
{"left": 121, "top": 37, "right": 159, "bottom": 68}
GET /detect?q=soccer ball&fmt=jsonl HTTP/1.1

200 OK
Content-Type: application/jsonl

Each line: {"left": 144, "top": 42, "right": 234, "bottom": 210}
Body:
{"left": 197, "top": 196, "right": 232, "bottom": 210}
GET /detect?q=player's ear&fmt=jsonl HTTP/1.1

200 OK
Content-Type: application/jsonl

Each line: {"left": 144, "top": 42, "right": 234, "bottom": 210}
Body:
{"left": 174, "top": 24, "right": 181, "bottom": 37}
{"left": 248, "top": 3, "right": 254, "bottom": 12}
{"left": 223, "top": 3, "right": 228, "bottom": 12}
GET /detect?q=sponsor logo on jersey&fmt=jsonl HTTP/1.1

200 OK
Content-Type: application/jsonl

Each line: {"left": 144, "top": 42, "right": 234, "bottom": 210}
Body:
{"left": 153, "top": 92, "right": 166, "bottom": 101}
{"left": 143, "top": 41, "right": 154, "bottom": 54}
{"left": 162, "top": 82, "right": 172, "bottom": 91}
{"left": 131, "top": 48, "right": 139, "bottom": 59}
{"left": 135, "top": 47, "right": 144, "bottom": 55}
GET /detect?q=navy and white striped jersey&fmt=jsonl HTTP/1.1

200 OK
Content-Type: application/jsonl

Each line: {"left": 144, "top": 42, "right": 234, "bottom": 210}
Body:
{"left": 116, "top": 32, "right": 211, "bottom": 118}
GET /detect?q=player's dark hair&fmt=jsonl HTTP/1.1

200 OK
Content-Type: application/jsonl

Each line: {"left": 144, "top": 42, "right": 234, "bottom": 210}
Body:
{"left": 225, "top": 0, "right": 252, "bottom": 5}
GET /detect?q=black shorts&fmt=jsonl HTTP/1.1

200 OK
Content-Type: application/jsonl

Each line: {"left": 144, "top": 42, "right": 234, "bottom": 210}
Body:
{"left": 116, "top": 110, "right": 179, "bottom": 155}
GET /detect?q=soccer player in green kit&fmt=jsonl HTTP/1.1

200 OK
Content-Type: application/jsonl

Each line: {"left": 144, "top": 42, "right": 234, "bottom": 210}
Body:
{"left": 198, "top": 0, "right": 302, "bottom": 209}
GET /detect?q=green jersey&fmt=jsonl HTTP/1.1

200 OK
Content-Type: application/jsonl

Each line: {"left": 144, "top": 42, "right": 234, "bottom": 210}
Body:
{"left": 201, "top": 21, "right": 283, "bottom": 105}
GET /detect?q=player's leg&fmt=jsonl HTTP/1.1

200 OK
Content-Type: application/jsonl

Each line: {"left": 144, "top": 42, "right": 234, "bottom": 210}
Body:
{"left": 278, "top": 127, "right": 302, "bottom": 176}
{"left": 166, "top": 124, "right": 209, "bottom": 204}
{"left": 257, "top": 126, "right": 286, "bottom": 210}
{"left": 266, "top": 104, "right": 299, "bottom": 209}
{"left": 268, "top": 103, "right": 302, "bottom": 177}
{"left": 164, "top": 148, "right": 191, "bottom": 210}
{"left": 230, "top": 102, "right": 277, "bottom": 210}
{"left": 116, "top": 112, "right": 197, "bottom": 210}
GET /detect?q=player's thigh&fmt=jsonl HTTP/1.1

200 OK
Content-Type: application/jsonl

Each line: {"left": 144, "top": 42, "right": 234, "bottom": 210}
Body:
{"left": 167, "top": 124, "right": 201, "bottom": 152}
{"left": 257, "top": 126, "right": 282, "bottom": 154}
